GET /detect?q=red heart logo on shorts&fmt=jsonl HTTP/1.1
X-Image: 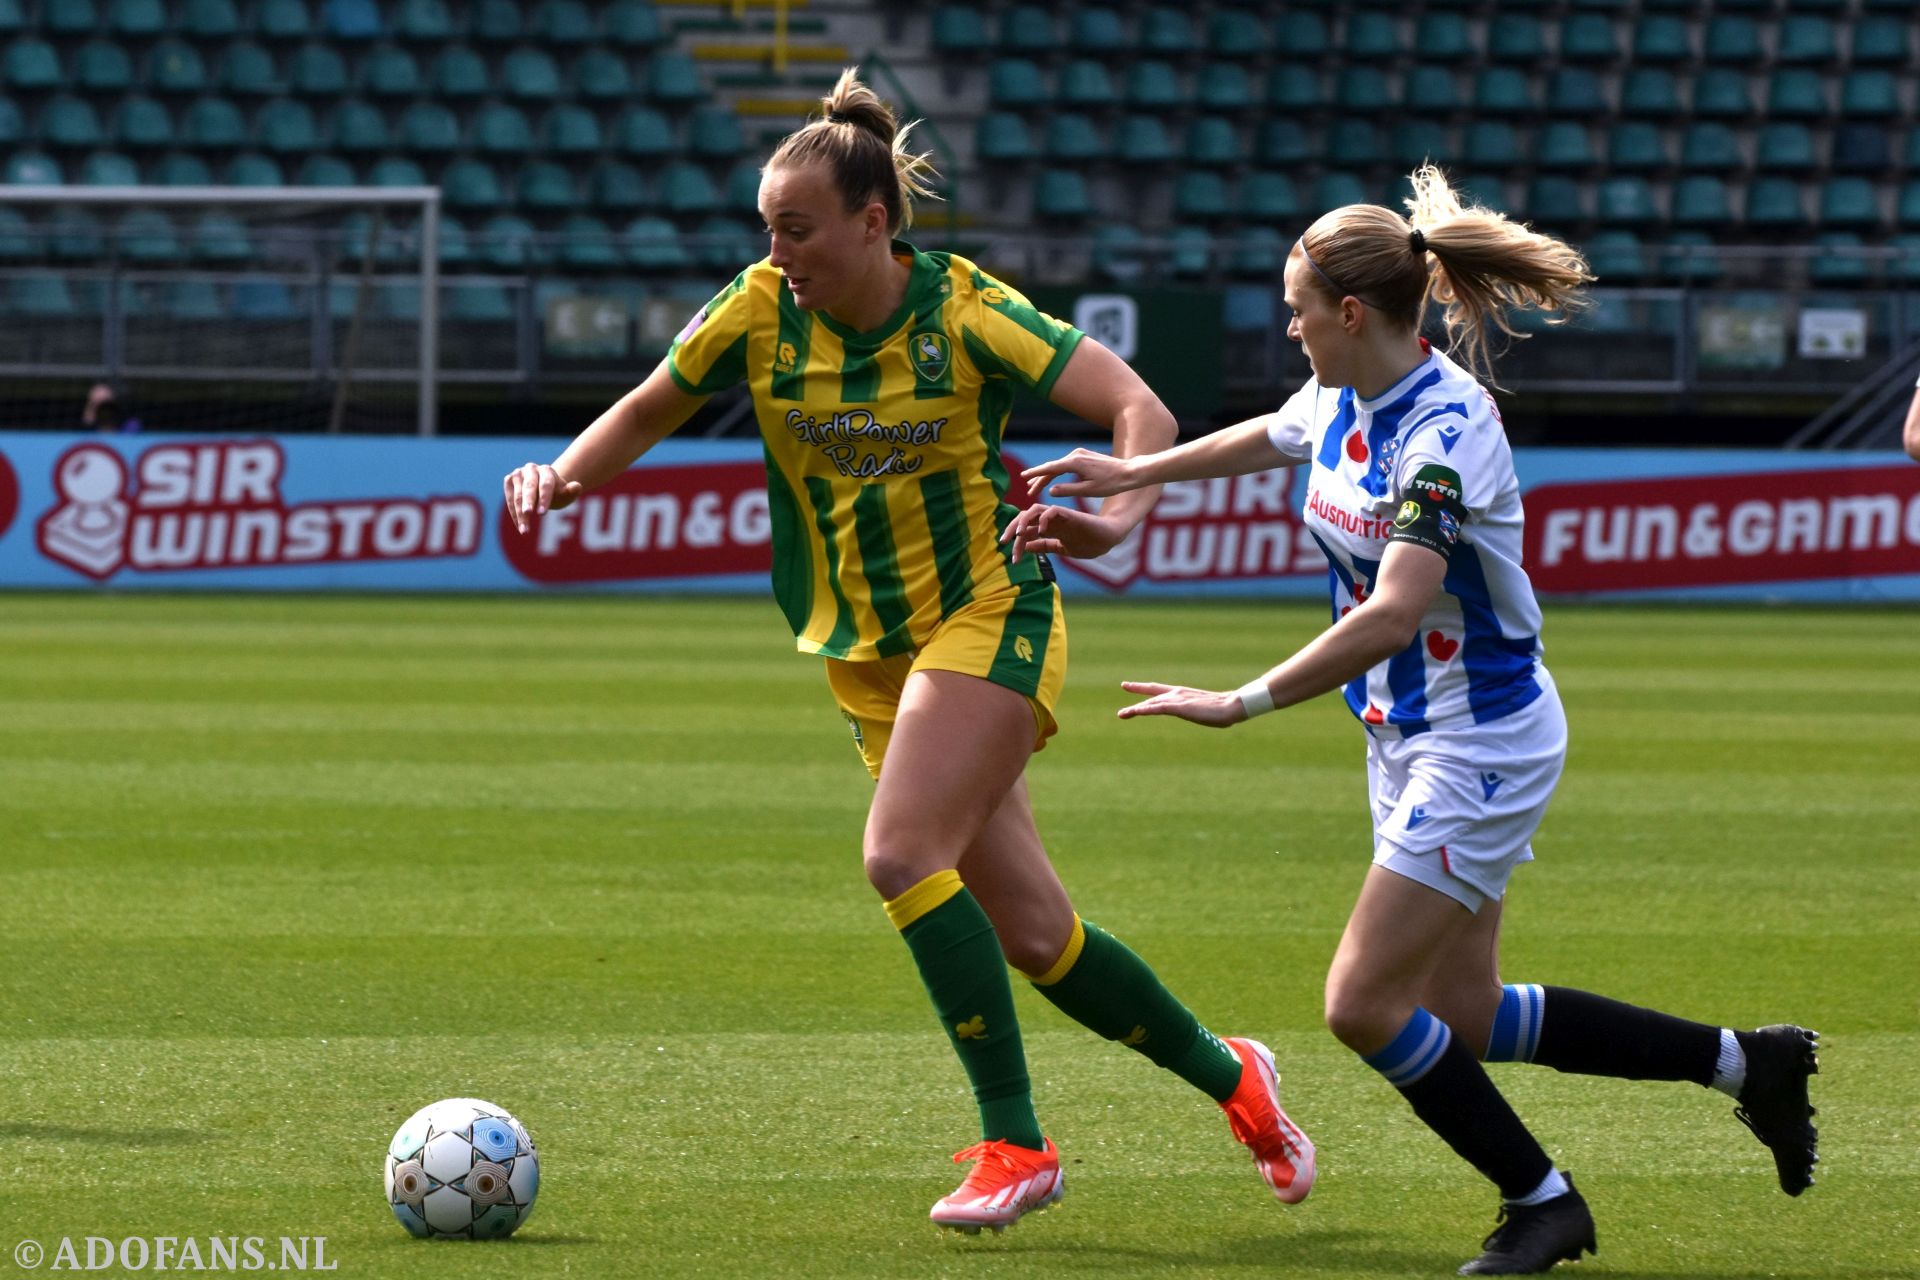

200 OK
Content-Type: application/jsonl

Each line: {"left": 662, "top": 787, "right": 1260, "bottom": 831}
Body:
{"left": 1427, "top": 631, "right": 1460, "bottom": 661}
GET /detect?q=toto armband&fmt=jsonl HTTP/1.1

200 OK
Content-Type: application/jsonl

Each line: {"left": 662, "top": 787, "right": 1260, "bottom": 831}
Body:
{"left": 1387, "top": 464, "right": 1470, "bottom": 559}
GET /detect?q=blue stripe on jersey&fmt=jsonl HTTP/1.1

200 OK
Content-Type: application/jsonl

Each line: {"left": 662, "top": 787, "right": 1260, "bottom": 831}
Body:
{"left": 1384, "top": 634, "right": 1432, "bottom": 736}
{"left": 1315, "top": 388, "right": 1358, "bottom": 470}
{"left": 1358, "top": 369, "right": 1446, "bottom": 500}
{"left": 1443, "top": 541, "right": 1544, "bottom": 724}
{"left": 1310, "top": 530, "right": 1372, "bottom": 721}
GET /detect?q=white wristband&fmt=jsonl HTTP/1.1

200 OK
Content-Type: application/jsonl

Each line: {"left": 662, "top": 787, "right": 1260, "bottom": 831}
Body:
{"left": 1236, "top": 679, "right": 1276, "bottom": 721}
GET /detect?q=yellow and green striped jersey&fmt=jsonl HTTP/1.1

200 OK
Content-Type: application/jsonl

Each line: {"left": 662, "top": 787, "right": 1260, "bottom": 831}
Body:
{"left": 666, "top": 240, "right": 1085, "bottom": 661}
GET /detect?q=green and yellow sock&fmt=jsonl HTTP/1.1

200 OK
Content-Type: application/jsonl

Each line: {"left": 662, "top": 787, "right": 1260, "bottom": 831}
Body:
{"left": 886, "top": 870, "right": 1044, "bottom": 1150}
{"left": 1028, "top": 916, "right": 1243, "bottom": 1102}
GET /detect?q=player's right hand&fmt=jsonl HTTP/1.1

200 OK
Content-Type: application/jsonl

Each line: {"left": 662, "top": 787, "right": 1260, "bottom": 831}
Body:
{"left": 503, "top": 462, "right": 584, "bottom": 535}
{"left": 1022, "top": 448, "right": 1140, "bottom": 499}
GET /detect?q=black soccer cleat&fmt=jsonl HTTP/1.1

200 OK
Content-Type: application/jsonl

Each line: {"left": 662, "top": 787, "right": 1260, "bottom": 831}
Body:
{"left": 1458, "top": 1177, "right": 1597, "bottom": 1276}
{"left": 1734, "top": 1024, "right": 1821, "bottom": 1196}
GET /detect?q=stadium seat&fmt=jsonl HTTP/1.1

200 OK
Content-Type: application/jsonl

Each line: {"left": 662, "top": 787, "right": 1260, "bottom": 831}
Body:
{"left": 687, "top": 106, "right": 745, "bottom": 158}
{"left": 391, "top": 0, "right": 453, "bottom": 40}
{"left": 1583, "top": 230, "right": 1647, "bottom": 284}
{"left": 1893, "top": 235, "right": 1920, "bottom": 285}
{"left": 366, "top": 154, "right": 424, "bottom": 185}
{"left": 1181, "top": 116, "right": 1241, "bottom": 166}
{"left": 1336, "top": 66, "right": 1398, "bottom": 113}
{"left": 1113, "top": 116, "right": 1171, "bottom": 165}
{"left": 1832, "top": 124, "right": 1890, "bottom": 173}
{"left": 472, "top": 102, "right": 533, "bottom": 153}
{"left": 1810, "top": 232, "right": 1870, "bottom": 286}
{"left": 1524, "top": 177, "right": 1586, "bottom": 227}
{"left": 614, "top": 105, "right": 674, "bottom": 157}
{"left": 692, "top": 214, "right": 757, "bottom": 270}
{"left": 1744, "top": 177, "right": 1805, "bottom": 228}
{"left": 42, "top": 96, "right": 107, "bottom": 149}
{"left": 1343, "top": 11, "right": 1399, "bottom": 59}
{"left": 1898, "top": 181, "right": 1920, "bottom": 227}
{"left": 1631, "top": 15, "right": 1690, "bottom": 63}
{"left": 586, "top": 157, "right": 647, "bottom": 210}
{"left": 1059, "top": 59, "right": 1117, "bottom": 107}
{"left": 75, "top": 39, "right": 134, "bottom": 91}
{"left": 360, "top": 44, "right": 421, "bottom": 97}
{"left": 996, "top": 4, "right": 1051, "bottom": 52}
{"left": 1535, "top": 121, "right": 1593, "bottom": 169}
{"left": 1462, "top": 120, "right": 1521, "bottom": 168}
{"left": 46, "top": 0, "right": 94, "bottom": 33}
{"left": 326, "top": 0, "right": 380, "bottom": 38}
{"left": 1045, "top": 112, "right": 1104, "bottom": 162}
{"left": 397, "top": 100, "right": 458, "bottom": 151}
{"left": 602, "top": 0, "right": 662, "bottom": 48}
{"left": 533, "top": 0, "right": 593, "bottom": 45}
{"left": 182, "top": 96, "right": 247, "bottom": 148}
{"left": 1702, "top": 17, "right": 1760, "bottom": 65}
{"left": 1173, "top": 171, "right": 1231, "bottom": 220}
{"left": 1487, "top": 16, "right": 1545, "bottom": 62}
{"left": 1208, "top": 10, "right": 1267, "bottom": 57}
{"left": 1325, "top": 119, "right": 1380, "bottom": 168}
{"left": 1091, "top": 224, "right": 1146, "bottom": 284}
{"left": 45, "top": 206, "right": 101, "bottom": 257}
{"left": 975, "top": 111, "right": 1035, "bottom": 163}
{"left": 1691, "top": 69, "right": 1752, "bottom": 119}
{"left": 1839, "top": 71, "right": 1898, "bottom": 119}
{"left": 1125, "top": 61, "right": 1183, "bottom": 109}
{"left": 190, "top": 209, "right": 252, "bottom": 261}
{"left": 623, "top": 215, "right": 688, "bottom": 271}
{"left": 440, "top": 156, "right": 504, "bottom": 208}
{"left": 1850, "top": 17, "right": 1909, "bottom": 66}
{"left": 1777, "top": 16, "right": 1837, "bottom": 65}
{"left": 1274, "top": 11, "right": 1328, "bottom": 58}
{"left": 542, "top": 102, "right": 601, "bottom": 154}
{"left": 658, "top": 160, "right": 718, "bottom": 213}
{"left": 161, "top": 278, "right": 222, "bottom": 319}
{"left": 1392, "top": 120, "right": 1451, "bottom": 169}
{"left": 223, "top": 150, "right": 283, "bottom": 185}
{"left": 1268, "top": 66, "right": 1324, "bottom": 111}
{"left": 80, "top": 150, "right": 138, "bottom": 185}
{"left": 572, "top": 47, "right": 631, "bottom": 99}
{"left": 150, "top": 150, "right": 210, "bottom": 184}
{"left": 1558, "top": 14, "right": 1617, "bottom": 62}
{"left": 430, "top": 45, "right": 490, "bottom": 97}
{"left": 12, "top": 275, "right": 76, "bottom": 315}
{"left": 119, "top": 208, "right": 183, "bottom": 262}
{"left": 1166, "top": 225, "right": 1211, "bottom": 279}
{"left": 1241, "top": 171, "right": 1300, "bottom": 221}
{"left": 220, "top": 42, "right": 284, "bottom": 96}
{"left": 472, "top": 214, "right": 536, "bottom": 267}
{"left": 296, "top": 153, "right": 354, "bottom": 184}
{"left": 1032, "top": 170, "right": 1091, "bottom": 220}
{"left": 5, "top": 148, "right": 60, "bottom": 183}
{"left": 1596, "top": 176, "right": 1658, "bottom": 226}
{"left": 433, "top": 216, "right": 473, "bottom": 265}
{"left": 1197, "top": 63, "right": 1255, "bottom": 112}
{"left": 254, "top": 98, "right": 318, "bottom": 152}
{"left": 1548, "top": 68, "right": 1607, "bottom": 116}
{"left": 1413, "top": 13, "right": 1472, "bottom": 61}
{"left": 557, "top": 213, "right": 619, "bottom": 268}
{"left": 1620, "top": 68, "right": 1680, "bottom": 118}
{"left": 502, "top": 45, "right": 562, "bottom": 100}
{"left": 1403, "top": 65, "right": 1460, "bottom": 114}
{"left": 1232, "top": 226, "right": 1287, "bottom": 280}
{"left": 0, "top": 97, "right": 21, "bottom": 146}
{"left": 1819, "top": 177, "right": 1880, "bottom": 230}
{"left": 146, "top": 39, "right": 207, "bottom": 94}
{"left": 1659, "top": 231, "right": 1721, "bottom": 284}
{"left": 1313, "top": 172, "right": 1371, "bottom": 213}
{"left": 260, "top": 0, "right": 312, "bottom": 38}
{"left": 5, "top": 37, "right": 61, "bottom": 90}
{"left": 1767, "top": 70, "right": 1829, "bottom": 119}
{"left": 930, "top": 6, "right": 986, "bottom": 53}
{"left": 640, "top": 49, "right": 700, "bottom": 104}
{"left": 0, "top": 206, "right": 31, "bottom": 258}
{"left": 1140, "top": 7, "right": 1198, "bottom": 55}
{"left": 325, "top": 98, "right": 386, "bottom": 151}
{"left": 471, "top": 0, "right": 521, "bottom": 42}
{"left": 107, "top": 0, "right": 164, "bottom": 35}
{"left": 1670, "top": 175, "right": 1731, "bottom": 227}
{"left": 230, "top": 278, "right": 296, "bottom": 319}
{"left": 1474, "top": 67, "right": 1536, "bottom": 116}
{"left": 1607, "top": 121, "right": 1669, "bottom": 171}
{"left": 1258, "top": 119, "right": 1310, "bottom": 166}
{"left": 287, "top": 43, "right": 347, "bottom": 96}
{"left": 1754, "top": 122, "right": 1816, "bottom": 173}
{"left": 181, "top": 0, "right": 241, "bottom": 36}
{"left": 1682, "top": 121, "right": 1745, "bottom": 172}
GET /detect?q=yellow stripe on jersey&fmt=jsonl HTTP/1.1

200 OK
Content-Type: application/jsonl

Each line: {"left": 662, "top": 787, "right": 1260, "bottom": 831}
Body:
{"left": 666, "top": 240, "right": 1084, "bottom": 660}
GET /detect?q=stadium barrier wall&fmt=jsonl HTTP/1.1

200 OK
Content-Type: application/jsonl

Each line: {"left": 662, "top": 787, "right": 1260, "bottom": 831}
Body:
{"left": 1, "top": 432, "right": 1915, "bottom": 602}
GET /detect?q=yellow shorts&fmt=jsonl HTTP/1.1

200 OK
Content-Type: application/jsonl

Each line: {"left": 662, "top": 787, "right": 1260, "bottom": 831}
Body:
{"left": 824, "top": 579, "right": 1069, "bottom": 778}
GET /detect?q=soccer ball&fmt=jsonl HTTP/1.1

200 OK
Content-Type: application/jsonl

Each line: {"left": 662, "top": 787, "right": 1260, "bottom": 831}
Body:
{"left": 385, "top": 1098, "right": 539, "bottom": 1239}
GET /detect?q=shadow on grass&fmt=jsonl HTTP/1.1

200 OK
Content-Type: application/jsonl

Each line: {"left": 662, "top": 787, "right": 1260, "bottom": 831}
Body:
{"left": 0, "top": 1123, "right": 208, "bottom": 1146}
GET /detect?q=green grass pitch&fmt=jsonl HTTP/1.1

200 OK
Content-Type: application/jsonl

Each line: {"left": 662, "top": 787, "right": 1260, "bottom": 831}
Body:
{"left": 2, "top": 593, "right": 1915, "bottom": 1279}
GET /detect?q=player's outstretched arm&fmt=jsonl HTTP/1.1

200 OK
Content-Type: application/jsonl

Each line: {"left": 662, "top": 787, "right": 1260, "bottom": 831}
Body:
{"left": 504, "top": 360, "right": 709, "bottom": 535}
{"left": 1117, "top": 541, "right": 1448, "bottom": 728}
{"left": 1022, "top": 412, "right": 1298, "bottom": 503}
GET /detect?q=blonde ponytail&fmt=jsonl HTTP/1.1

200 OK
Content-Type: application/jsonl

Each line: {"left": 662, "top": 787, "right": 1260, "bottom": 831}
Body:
{"left": 766, "top": 67, "right": 940, "bottom": 232}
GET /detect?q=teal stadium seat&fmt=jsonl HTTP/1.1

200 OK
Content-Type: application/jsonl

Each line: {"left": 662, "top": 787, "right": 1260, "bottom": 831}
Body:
{"left": 502, "top": 45, "right": 562, "bottom": 100}
{"left": 1755, "top": 122, "right": 1816, "bottom": 173}
{"left": 1548, "top": 68, "right": 1607, "bottom": 116}
{"left": 1198, "top": 63, "right": 1254, "bottom": 112}
{"left": 0, "top": 206, "right": 32, "bottom": 258}
{"left": 1535, "top": 121, "right": 1593, "bottom": 169}
{"left": 557, "top": 214, "right": 619, "bottom": 269}
{"left": 327, "top": 98, "right": 387, "bottom": 152}
{"left": 1259, "top": 119, "right": 1310, "bottom": 166}
{"left": 1343, "top": 11, "right": 1400, "bottom": 59}
{"left": 1897, "top": 180, "right": 1920, "bottom": 227}
{"left": 1487, "top": 16, "right": 1545, "bottom": 62}
{"left": 191, "top": 210, "right": 252, "bottom": 261}
{"left": 624, "top": 216, "right": 688, "bottom": 272}
{"left": 288, "top": 43, "right": 348, "bottom": 96}
{"left": 183, "top": 96, "right": 247, "bottom": 148}
{"left": 1044, "top": 112, "right": 1104, "bottom": 162}
{"left": 1904, "top": 132, "right": 1920, "bottom": 173}
{"left": 930, "top": 6, "right": 985, "bottom": 54}
{"left": 572, "top": 47, "right": 631, "bottom": 99}
{"left": 1126, "top": 61, "right": 1183, "bottom": 109}
{"left": 687, "top": 106, "right": 745, "bottom": 158}
{"left": 46, "top": 0, "right": 94, "bottom": 33}
{"left": 614, "top": 105, "right": 674, "bottom": 157}
{"left": 1167, "top": 226, "right": 1211, "bottom": 279}
{"left": 1404, "top": 66, "right": 1460, "bottom": 114}
{"left": 1032, "top": 170, "right": 1091, "bottom": 220}
{"left": 391, "top": 0, "right": 454, "bottom": 41}
{"left": 658, "top": 160, "right": 718, "bottom": 213}
{"left": 1831, "top": 124, "right": 1888, "bottom": 173}
{"left": 1463, "top": 120, "right": 1521, "bottom": 168}
{"left": 693, "top": 215, "right": 757, "bottom": 270}
{"left": 1840, "top": 71, "right": 1898, "bottom": 120}
{"left": 360, "top": 44, "right": 421, "bottom": 97}
{"left": 1336, "top": 66, "right": 1398, "bottom": 113}
{"left": 532, "top": 0, "right": 593, "bottom": 45}
{"left": 1631, "top": 15, "right": 1689, "bottom": 63}
{"left": 254, "top": 98, "right": 318, "bottom": 153}
{"left": 296, "top": 153, "right": 355, "bottom": 184}
{"left": 324, "top": 0, "right": 381, "bottom": 39}
{"left": 1140, "top": 7, "right": 1198, "bottom": 55}
{"left": 1558, "top": 14, "right": 1617, "bottom": 62}
{"left": 434, "top": 216, "right": 474, "bottom": 266}
{"left": 1110, "top": 115, "right": 1168, "bottom": 165}
{"left": 1312, "top": 173, "right": 1369, "bottom": 214}
{"left": 146, "top": 39, "right": 206, "bottom": 94}
{"left": 150, "top": 151, "right": 210, "bottom": 184}
{"left": 1620, "top": 68, "right": 1679, "bottom": 118}
{"left": 1274, "top": 12, "right": 1327, "bottom": 58}
{"left": 230, "top": 279, "right": 296, "bottom": 320}
{"left": 1524, "top": 176, "right": 1586, "bottom": 227}
{"left": 1596, "top": 176, "right": 1658, "bottom": 226}
{"left": 645, "top": 50, "right": 703, "bottom": 103}
{"left": 1583, "top": 230, "right": 1647, "bottom": 284}
{"left": 471, "top": 0, "right": 521, "bottom": 42}
{"left": 260, "top": 0, "right": 313, "bottom": 39}
{"left": 120, "top": 209, "right": 183, "bottom": 262}
{"left": 163, "top": 279, "right": 224, "bottom": 319}
{"left": 430, "top": 45, "right": 490, "bottom": 97}
{"left": 602, "top": 0, "right": 661, "bottom": 48}
{"left": 1091, "top": 224, "right": 1145, "bottom": 284}
{"left": 1208, "top": 10, "right": 1267, "bottom": 57}
{"left": 1670, "top": 176, "right": 1731, "bottom": 228}
{"left": 397, "top": 100, "right": 458, "bottom": 151}
{"left": 1810, "top": 232, "right": 1870, "bottom": 286}
{"left": 1474, "top": 68, "right": 1535, "bottom": 116}
{"left": 221, "top": 42, "right": 284, "bottom": 96}
{"left": 367, "top": 154, "right": 424, "bottom": 185}
{"left": 472, "top": 102, "right": 533, "bottom": 153}
{"left": 5, "top": 37, "right": 61, "bottom": 90}
{"left": 1683, "top": 121, "right": 1745, "bottom": 172}
{"left": 1691, "top": 69, "right": 1752, "bottom": 119}
{"left": 1744, "top": 177, "right": 1806, "bottom": 228}
{"left": 440, "top": 156, "right": 504, "bottom": 208}
{"left": 1607, "top": 121, "right": 1669, "bottom": 171}
{"left": 975, "top": 112, "right": 1034, "bottom": 163}
{"left": 81, "top": 151, "right": 140, "bottom": 185}
{"left": 1059, "top": 59, "right": 1117, "bottom": 107}
{"left": 1326, "top": 119, "right": 1381, "bottom": 168}
{"left": 1242, "top": 171, "right": 1299, "bottom": 222}
{"left": 75, "top": 40, "right": 133, "bottom": 91}
{"left": 1268, "top": 66, "right": 1324, "bottom": 111}
{"left": 108, "top": 0, "right": 164, "bottom": 36}
{"left": 0, "top": 97, "right": 19, "bottom": 146}
{"left": 0, "top": 0, "right": 23, "bottom": 29}
{"left": 181, "top": 0, "right": 241, "bottom": 37}
{"left": 1413, "top": 14, "right": 1472, "bottom": 61}
{"left": 587, "top": 158, "right": 648, "bottom": 210}
{"left": 1893, "top": 235, "right": 1920, "bottom": 285}
{"left": 997, "top": 5, "right": 1052, "bottom": 53}
{"left": 1392, "top": 120, "right": 1451, "bottom": 168}
{"left": 1767, "top": 69, "right": 1828, "bottom": 119}
{"left": 5, "top": 148, "right": 61, "bottom": 183}
{"left": 1702, "top": 16, "right": 1759, "bottom": 64}
{"left": 13, "top": 276, "right": 76, "bottom": 316}
{"left": 1187, "top": 116, "right": 1244, "bottom": 166}
{"left": 1850, "top": 17, "right": 1908, "bottom": 66}
{"left": 1819, "top": 177, "right": 1880, "bottom": 230}
{"left": 543, "top": 103, "right": 602, "bottom": 154}
{"left": 1660, "top": 232, "right": 1722, "bottom": 285}
{"left": 47, "top": 206, "right": 101, "bottom": 257}
{"left": 1776, "top": 16, "right": 1837, "bottom": 65}
{"left": 1173, "top": 171, "right": 1230, "bottom": 220}
{"left": 43, "top": 96, "right": 107, "bottom": 148}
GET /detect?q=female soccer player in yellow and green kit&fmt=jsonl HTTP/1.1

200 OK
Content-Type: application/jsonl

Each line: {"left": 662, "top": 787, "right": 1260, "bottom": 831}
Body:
{"left": 502, "top": 69, "right": 1312, "bottom": 1232}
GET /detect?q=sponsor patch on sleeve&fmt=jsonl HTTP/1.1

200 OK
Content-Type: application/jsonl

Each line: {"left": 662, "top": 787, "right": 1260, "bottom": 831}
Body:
{"left": 1389, "top": 465, "right": 1470, "bottom": 558}
{"left": 674, "top": 305, "right": 709, "bottom": 345}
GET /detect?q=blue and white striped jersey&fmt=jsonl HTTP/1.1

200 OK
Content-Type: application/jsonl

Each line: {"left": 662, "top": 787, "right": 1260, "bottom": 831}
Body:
{"left": 1267, "top": 341, "right": 1546, "bottom": 737}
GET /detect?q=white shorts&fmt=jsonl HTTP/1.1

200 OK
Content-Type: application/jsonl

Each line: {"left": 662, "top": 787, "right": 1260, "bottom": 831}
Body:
{"left": 1367, "top": 672, "right": 1568, "bottom": 914}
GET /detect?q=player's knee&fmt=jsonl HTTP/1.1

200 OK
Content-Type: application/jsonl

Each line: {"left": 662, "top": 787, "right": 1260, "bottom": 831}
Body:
{"left": 1323, "top": 978, "right": 1397, "bottom": 1053}
{"left": 862, "top": 847, "right": 943, "bottom": 900}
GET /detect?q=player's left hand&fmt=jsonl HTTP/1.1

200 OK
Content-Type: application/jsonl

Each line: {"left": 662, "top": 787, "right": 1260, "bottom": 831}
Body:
{"left": 1116, "top": 681, "right": 1243, "bottom": 728}
{"left": 1000, "top": 503, "right": 1127, "bottom": 563}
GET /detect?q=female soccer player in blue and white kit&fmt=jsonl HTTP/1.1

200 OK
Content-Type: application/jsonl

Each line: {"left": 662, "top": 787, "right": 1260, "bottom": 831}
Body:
{"left": 1012, "top": 167, "right": 1821, "bottom": 1276}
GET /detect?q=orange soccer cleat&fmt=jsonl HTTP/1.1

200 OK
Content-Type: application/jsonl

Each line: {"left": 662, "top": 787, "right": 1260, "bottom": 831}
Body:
{"left": 1221, "top": 1037, "right": 1316, "bottom": 1205}
{"left": 928, "top": 1137, "right": 1064, "bottom": 1234}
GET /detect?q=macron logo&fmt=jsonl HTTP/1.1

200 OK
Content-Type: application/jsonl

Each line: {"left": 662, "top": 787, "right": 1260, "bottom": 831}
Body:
{"left": 1406, "top": 806, "right": 1432, "bottom": 830}
{"left": 1437, "top": 425, "right": 1463, "bottom": 454}
{"left": 1481, "top": 772, "right": 1504, "bottom": 801}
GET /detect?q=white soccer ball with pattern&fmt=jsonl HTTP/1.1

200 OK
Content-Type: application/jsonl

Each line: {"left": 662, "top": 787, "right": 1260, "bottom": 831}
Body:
{"left": 385, "top": 1098, "right": 539, "bottom": 1239}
